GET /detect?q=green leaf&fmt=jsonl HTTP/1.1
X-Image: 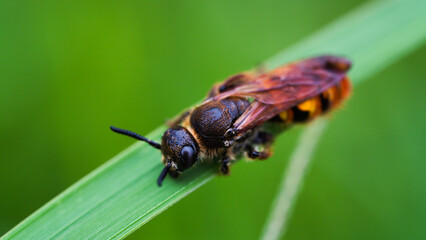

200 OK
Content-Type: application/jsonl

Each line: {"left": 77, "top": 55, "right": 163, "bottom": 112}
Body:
{"left": 3, "top": 0, "right": 425, "bottom": 239}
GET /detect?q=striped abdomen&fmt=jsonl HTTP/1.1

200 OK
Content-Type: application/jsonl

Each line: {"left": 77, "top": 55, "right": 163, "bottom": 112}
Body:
{"left": 278, "top": 77, "right": 351, "bottom": 125}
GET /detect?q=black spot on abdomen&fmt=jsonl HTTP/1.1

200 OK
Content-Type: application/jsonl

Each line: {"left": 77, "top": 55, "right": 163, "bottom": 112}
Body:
{"left": 291, "top": 106, "right": 310, "bottom": 122}
{"left": 320, "top": 93, "right": 330, "bottom": 112}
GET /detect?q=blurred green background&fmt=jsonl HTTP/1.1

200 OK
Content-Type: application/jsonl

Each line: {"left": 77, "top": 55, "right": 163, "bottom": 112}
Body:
{"left": 1, "top": 0, "right": 425, "bottom": 239}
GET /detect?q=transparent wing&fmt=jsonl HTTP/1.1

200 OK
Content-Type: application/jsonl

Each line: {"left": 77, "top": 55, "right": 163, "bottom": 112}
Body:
{"left": 211, "top": 56, "right": 351, "bottom": 134}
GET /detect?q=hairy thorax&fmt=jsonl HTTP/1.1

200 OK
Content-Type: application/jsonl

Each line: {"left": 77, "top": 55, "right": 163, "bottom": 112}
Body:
{"left": 180, "top": 97, "right": 251, "bottom": 161}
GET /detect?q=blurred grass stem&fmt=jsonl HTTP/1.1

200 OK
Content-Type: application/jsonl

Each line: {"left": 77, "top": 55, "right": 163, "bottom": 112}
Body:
{"left": 260, "top": 119, "right": 327, "bottom": 240}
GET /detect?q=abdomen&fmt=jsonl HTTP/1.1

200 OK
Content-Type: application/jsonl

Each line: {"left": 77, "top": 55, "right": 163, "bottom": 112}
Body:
{"left": 277, "top": 77, "right": 351, "bottom": 125}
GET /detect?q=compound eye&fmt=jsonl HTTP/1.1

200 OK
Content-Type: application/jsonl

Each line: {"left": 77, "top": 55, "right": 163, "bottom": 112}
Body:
{"left": 180, "top": 146, "right": 195, "bottom": 168}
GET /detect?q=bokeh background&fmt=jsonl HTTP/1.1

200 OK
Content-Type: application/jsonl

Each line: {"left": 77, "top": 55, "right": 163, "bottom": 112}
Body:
{"left": 1, "top": 0, "right": 425, "bottom": 239}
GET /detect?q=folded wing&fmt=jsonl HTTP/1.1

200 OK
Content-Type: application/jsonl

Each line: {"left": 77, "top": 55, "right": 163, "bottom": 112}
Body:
{"left": 210, "top": 56, "right": 351, "bottom": 135}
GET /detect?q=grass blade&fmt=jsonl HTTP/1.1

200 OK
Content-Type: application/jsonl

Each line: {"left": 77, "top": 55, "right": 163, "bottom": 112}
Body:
{"left": 2, "top": 0, "right": 425, "bottom": 239}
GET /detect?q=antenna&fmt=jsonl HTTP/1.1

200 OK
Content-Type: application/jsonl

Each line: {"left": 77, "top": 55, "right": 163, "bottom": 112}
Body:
{"left": 110, "top": 126, "right": 161, "bottom": 150}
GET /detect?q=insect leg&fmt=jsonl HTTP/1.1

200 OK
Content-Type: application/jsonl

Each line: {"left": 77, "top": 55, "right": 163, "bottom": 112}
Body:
{"left": 220, "top": 157, "right": 230, "bottom": 175}
{"left": 245, "top": 145, "right": 270, "bottom": 160}
{"left": 169, "top": 169, "right": 180, "bottom": 178}
{"left": 252, "top": 131, "right": 274, "bottom": 145}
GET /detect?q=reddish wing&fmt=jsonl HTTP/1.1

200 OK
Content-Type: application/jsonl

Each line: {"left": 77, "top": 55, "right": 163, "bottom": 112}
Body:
{"left": 209, "top": 56, "right": 351, "bottom": 134}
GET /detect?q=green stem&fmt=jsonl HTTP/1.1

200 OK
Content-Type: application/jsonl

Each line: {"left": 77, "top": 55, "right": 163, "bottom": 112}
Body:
{"left": 260, "top": 119, "right": 327, "bottom": 240}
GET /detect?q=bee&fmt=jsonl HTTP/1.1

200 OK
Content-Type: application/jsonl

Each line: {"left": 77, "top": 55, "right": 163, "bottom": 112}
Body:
{"left": 111, "top": 55, "right": 352, "bottom": 186}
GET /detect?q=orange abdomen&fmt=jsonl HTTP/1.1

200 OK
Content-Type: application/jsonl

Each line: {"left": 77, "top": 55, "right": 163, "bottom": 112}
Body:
{"left": 279, "top": 77, "right": 351, "bottom": 124}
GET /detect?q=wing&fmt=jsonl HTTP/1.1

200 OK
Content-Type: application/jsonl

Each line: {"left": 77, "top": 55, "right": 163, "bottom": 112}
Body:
{"left": 210, "top": 56, "right": 351, "bottom": 135}
{"left": 206, "top": 72, "right": 258, "bottom": 98}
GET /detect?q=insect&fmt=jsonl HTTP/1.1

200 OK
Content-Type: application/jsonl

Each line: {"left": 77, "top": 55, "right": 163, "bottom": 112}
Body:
{"left": 111, "top": 55, "right": 352, "bottom": 186}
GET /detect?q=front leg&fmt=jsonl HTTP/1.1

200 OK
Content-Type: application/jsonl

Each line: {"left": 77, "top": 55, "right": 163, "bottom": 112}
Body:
{"left": 220, "top": 157, "right": 230, "bottom": 175}
{"left": 169, "top": 169, "right": 180, "bottom": 178}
